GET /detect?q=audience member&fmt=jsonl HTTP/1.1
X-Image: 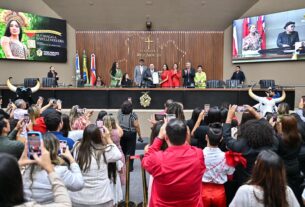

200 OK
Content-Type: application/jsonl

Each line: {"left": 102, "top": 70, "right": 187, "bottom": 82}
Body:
{"left": 23, "top": 132, "right": 84, "bottom": 204}
{"left": 278, "top": 102, "right": 290, "bottom": 115}
{"left": 69, "top": 105, "right": 92, "bottom": 130}
{"left": 118, "top": 101, "right": 142, "bottom": 171}
{"left": 44, "top": 111, "right": 75, "bottom": 150}
{"left": 166, "top": 102, "right": 185, "bottom": 121}
{"left": 223, "top": 105, "right": 279, "bottom": 202}
{"left": 103, "top": 115, "right": 124, "bottom": 205}
{"left": 70, "top": 124, "right": 121, "bottom": 207}
{"left": 0, "top": 143, "right": 72, "bottom": 206}
{"left": 202, "top": 123, "right": 245, "bottom": 207}
{"left": 142, "top": 119, "right": 205, "bottom": 206}
{"left": 273, "top": 115, "right": 303, "bottom": 205}
{"left": 0, "top": 116, "right": 24, "bottom": 159}
{"left": 230, "top": 150, "right": 299, "bottom": 207}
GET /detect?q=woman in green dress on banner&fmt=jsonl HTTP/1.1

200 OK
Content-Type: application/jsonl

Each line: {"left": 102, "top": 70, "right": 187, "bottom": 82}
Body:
{"left": 194, "top": 65, "right": 207, "bottom": 88}
{"left": 110, "top": 61, "right": 123, "bottom": 87}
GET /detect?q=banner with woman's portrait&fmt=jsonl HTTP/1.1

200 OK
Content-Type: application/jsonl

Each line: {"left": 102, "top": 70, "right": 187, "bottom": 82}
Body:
{"left": 0, "top": 8, "right": 67, "bottom": 62}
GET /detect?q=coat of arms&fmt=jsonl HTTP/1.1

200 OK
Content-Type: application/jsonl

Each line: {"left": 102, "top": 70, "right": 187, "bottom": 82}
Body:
{"left": 140, "top": 92, "right": 151, "bottom": 108}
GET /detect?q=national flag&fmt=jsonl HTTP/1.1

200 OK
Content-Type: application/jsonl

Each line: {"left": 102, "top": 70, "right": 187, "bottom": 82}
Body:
{"left": 257, "top": 15, "right": 266, "bottom": 49}
{"left": 232, "top": 21, "right": 239, "bottom": 57}
{"left": 90, "top": 53, "right": 97, "bottom": 86}
{"left": 82, "top": 50, "right": 89, "bottom": 84}
{"left": 242, "top": 17, "right": 250, "bottom": 38}
{"left": 75, "top": 51, "right": 81, "bottom": 82}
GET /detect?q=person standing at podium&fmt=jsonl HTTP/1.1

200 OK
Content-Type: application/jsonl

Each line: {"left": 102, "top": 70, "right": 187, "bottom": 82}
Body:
{"left": 47, "top": 66, "right": 59, "bottom": 86}
{"left": 231, "top": 66, "right": 245, "bottom": 84}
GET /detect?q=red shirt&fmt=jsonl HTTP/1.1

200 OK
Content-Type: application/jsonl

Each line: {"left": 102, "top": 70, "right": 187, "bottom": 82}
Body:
{"left": 160, "top": 70, "right": 172, "bottom": 88}
{"left": 142, "top": 138, "right": 205, "bottom": 207}
{"left": 171, "top": 69, "right": 181, "bottom": 87}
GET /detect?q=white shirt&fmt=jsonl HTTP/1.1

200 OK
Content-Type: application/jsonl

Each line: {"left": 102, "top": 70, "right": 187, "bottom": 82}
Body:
{"left": 202, "top": 147, "right": 235, "bottom": 184}
{"left": 230, "top": 185, "right": 299, "bottom": 207}
{"left": 140, "top": 65, "right": 144, "bottom": 75}
{"left": 23, "top": 163, "right": 84, "bottom": 204}
{"left": 70, "top": 143, "right": 122, "bottom": 205}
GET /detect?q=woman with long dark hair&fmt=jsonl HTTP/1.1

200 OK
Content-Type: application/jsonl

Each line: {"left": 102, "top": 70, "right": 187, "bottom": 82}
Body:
{"left": 160, "top": 64, "right": 172, "bottom": 88}
{"left": 110, "top": 62, "right": 123, "bottom": 87}
{"left": 230, "top": 150, "right": 299, "bottom": 207}
{"left": 274, "top": 115, "right": 302, "bottom": 205}
{"left": 1, "top": 19, "right": 28, "bottom": 59}
{"left": 70, "top": 124, "right": 121, "bottom": 207}
{"left": 171, "top": 63, "right": 181, "bottom": 88}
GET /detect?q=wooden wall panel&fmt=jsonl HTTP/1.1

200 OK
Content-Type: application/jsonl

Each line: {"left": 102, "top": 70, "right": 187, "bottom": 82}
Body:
{"left": 76, "top": 31, "right": 224, "bottom": 86}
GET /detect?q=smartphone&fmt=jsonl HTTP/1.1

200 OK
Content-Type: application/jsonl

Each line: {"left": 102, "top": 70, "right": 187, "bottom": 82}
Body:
{"left": 96, "top": 120, "right": 104, "bottom": 128}
{"left": 166, "top": 114, "right": 176, "bottom": 121}
{"left": 155, "top": 114, "right": 166, "bottom": 121}
{"left": 23, "top": 114, "right": 30, "bottom": 124}
{"left": 27, "top": 131, "right": 42, "bottom": 160}
{"left": 9, "top": 98, "right": 12, "bottom": 104}
{"left": 128, "top": 97, "right": 132, "bottom": 102}
{"left": 236, "top": 106, "right": 245, "bottom": 112}
{"left": 272, "top": 114, "right": 278, "bottom": 122}
{"left": 204, "top": 104, "right": 210, "bottom": 113}
{"left": 59, "top": 140, "right": 67, "bottom": 154}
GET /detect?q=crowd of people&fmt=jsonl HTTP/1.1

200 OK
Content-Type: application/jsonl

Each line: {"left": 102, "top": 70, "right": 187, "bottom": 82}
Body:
{"left": 1, "top": 94, "right": 305, "bottom": 207}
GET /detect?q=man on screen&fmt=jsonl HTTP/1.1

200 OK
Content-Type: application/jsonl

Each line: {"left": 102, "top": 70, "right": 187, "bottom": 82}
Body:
{"left": 277, "top": 21, "right": 299, "bottom": 48}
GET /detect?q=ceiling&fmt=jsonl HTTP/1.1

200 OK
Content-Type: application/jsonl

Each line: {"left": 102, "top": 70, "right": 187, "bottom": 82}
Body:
{"left": 42, "top": 0, "right": 258, "bottom": 31}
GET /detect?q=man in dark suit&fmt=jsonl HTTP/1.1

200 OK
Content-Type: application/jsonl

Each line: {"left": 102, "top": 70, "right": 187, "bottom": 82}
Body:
{"left": 143, "top": 63, "right": 157, "bottom": 88}
{"left": 182, "top": 61, "right": 195, "bottom": 88}
{"left": 231, "top": 65, "right": 245, "bottom": 84}
{"left": 133, "top": 59, "right": 147, "bottom": 87}
{"left": 47, "top": 66, "right": 59, "bottom": 86}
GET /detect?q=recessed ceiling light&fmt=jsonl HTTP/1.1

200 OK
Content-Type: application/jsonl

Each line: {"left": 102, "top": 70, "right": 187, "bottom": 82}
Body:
{"left": 201, "top": 1, "right": 206, "bottom": 6}
{"left": 146, "top": 1, "right": 153, "bottom": 6}
{"left": 89, "top": 1, "right": 94, "bottom": 6}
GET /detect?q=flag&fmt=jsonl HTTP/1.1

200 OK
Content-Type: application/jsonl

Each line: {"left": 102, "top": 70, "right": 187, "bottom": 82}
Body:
{"left": 232, "top": 21, "right": 239, "bottom": 57}
{"left": 257, "top": 15, "right": 266, "bottom": 49}
{"left": 82, "top": 50, "right": 89, "bottom": 84}
{"left": 242, "top": 17, "right": 250, "bottom": 38}
{"left": 75, "top": 51, "right": 81, "bottom": 82}
{"left": 90, "top": 53, "right": 97, "bottom": 86}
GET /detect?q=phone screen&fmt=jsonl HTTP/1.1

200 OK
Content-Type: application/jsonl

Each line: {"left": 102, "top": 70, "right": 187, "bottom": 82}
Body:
{"left": 96, "top": 120, "right": 104, "bottom": 128}
{"left": 236, "top": 106, "right": 245, "bottom": 112}
{"left": 166, "top": 114, "right": 176, "bottom": 121}
{"left": 24, "top": 114, "right": 30, "bottom": 124}
{"left": 59, "top": 140, "right": 67, "bottom": 154}
{"left": 204, "top": 104, "right": 210, "bottom": 113}
{"left": 27, "top": 132, "right": 42, "bottom": 160}
{"left": 155, "top": 114, "right": 166, "bottom": 121}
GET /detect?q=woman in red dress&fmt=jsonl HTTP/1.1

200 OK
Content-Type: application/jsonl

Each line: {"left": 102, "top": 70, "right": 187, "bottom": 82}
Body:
{"left": 171, "top": 63, "right": 182, "bottom": 88}
{"left": 160, "top": 64, "right": 172, "bottom": 88}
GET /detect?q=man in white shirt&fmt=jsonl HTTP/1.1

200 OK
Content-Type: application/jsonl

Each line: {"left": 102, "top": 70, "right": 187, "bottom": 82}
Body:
{"left": 134, "top": 59, "right": 147, "bottom": 87}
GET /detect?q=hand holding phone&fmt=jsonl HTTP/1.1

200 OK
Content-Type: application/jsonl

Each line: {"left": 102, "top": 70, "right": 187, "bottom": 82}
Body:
{"left": 155, "top": 114, "right": 166, "bottom": 121}
{"left": 27, "top": 131, "right": 42, "bottom": 160}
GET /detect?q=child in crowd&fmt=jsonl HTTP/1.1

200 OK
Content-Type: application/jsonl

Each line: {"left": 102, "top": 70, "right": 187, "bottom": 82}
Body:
{"left": 202, "top": 123, "right": 246, "bottom": 207}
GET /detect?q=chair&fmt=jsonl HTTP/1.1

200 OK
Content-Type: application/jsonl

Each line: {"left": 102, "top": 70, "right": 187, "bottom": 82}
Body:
{"left": 42, "top": 77, "right": 56, "bottom": 87}
{"left": 206, "top": 80, "right": 224, "bottom": 88}
{"left": 24, "top": 78, "right": 39, "bottom": 87}
{"left": 226, "top": 80, "right": 240, "bottom": 88}
{"left": 259, "top": 80, "right": 275, "bottom": 89}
